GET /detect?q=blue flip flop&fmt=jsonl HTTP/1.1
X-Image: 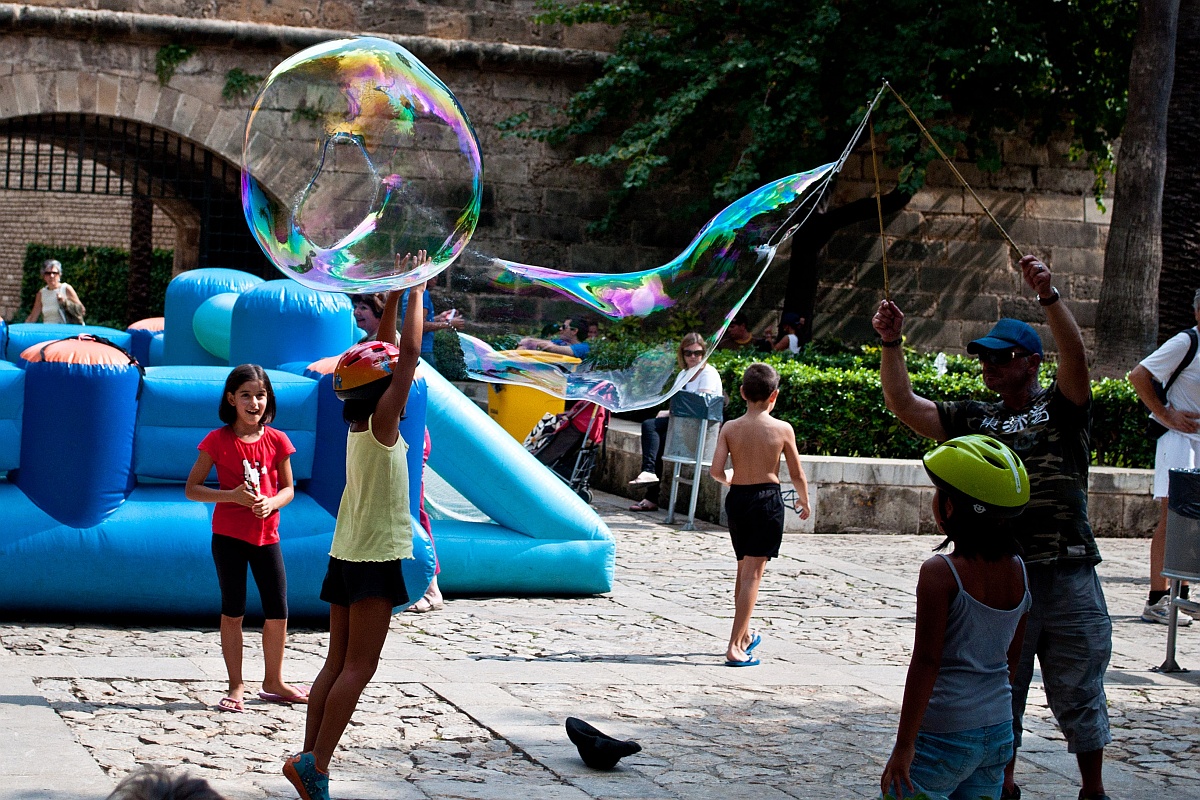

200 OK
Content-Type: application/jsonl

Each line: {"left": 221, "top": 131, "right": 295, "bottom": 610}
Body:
{"left": 724, "top": 655, "right": 760, "bottom": 667}
{"left": 746, "top": 633, "right": 762, "bottom": 653}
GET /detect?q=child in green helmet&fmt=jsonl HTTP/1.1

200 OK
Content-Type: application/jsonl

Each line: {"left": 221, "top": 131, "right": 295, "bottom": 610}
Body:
{"left": 881, "top": 435, "right": 1032, "bottom": 800}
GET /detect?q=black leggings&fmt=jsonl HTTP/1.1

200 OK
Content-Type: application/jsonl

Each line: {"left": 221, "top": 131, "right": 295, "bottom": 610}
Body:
{"left": 211, "top": 534, "right": 288, "bottom": 619}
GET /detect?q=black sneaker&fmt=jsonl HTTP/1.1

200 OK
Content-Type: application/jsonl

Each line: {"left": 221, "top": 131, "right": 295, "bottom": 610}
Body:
{"left": 1001, "top": 785, "right": 1021, "bottom": 800}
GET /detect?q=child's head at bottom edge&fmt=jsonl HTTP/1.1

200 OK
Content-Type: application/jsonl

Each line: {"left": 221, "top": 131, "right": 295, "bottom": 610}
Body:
{"left": 923, "top": 434, "right": 1029, "bottom": 560}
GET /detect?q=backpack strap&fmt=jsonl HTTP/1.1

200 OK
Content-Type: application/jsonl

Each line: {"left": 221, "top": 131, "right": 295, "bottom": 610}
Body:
{"left": 1164, "top": 328, "right": 1200, "bottom": 397}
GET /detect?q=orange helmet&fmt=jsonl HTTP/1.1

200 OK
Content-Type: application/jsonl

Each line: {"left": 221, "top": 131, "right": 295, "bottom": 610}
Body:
{"left": 333, "top": 341, "right": 399, "bottom": 399}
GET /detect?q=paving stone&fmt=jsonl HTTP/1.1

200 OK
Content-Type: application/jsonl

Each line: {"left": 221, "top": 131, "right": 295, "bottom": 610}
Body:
{"left": 0, "top": 490, "right": 1198, "bottom": 798}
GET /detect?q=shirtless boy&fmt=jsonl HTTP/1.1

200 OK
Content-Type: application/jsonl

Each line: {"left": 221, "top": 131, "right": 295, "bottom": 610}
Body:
{"left": 710, "top": 363, "right": 811, "bottom": 666}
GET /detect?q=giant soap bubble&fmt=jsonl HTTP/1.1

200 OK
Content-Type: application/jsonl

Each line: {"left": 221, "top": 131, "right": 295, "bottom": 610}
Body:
{"left": 242, "top": 37, "right": 841, "bottom": 413}
{"left": 448, "top": 163, "right": 837, "bottom": 411}
{"left": 241, "top": 37, "right": 482, "bottom": 291}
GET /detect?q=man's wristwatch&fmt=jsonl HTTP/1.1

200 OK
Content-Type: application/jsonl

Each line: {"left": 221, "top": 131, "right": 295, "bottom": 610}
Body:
{"left": 1038, "top": 287, "right": 1061, "bottom": 306}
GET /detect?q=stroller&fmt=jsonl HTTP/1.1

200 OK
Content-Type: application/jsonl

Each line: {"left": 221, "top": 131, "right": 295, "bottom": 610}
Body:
{"left": 524, "top": 401, "right": 609, "bottom": 504}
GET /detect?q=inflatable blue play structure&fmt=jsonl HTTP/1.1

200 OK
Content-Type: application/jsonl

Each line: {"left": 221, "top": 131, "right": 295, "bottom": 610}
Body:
{"left": 0, "top": 269, "right": 614, "bottom": 617}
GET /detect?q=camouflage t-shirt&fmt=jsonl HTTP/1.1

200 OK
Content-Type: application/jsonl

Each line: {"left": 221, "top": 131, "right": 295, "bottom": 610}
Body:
{"left": 935, "top": 381, "right": 1100, "bottom": 565}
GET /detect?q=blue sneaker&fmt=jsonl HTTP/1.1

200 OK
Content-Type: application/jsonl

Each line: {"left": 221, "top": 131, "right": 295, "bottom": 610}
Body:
{"left": 283, "top": 752, "right": 330, "bottom": 800}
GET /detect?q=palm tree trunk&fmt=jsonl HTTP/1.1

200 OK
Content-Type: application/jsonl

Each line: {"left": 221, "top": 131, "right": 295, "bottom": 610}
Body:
{"left": 1159, "top": 0, "right": 1200, "bottom": 341}
{"left": 1094, "top": 0, "right": 1179, "bottom": 376}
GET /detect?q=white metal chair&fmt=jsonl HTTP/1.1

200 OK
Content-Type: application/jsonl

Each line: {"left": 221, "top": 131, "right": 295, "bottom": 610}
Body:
{"left": 661, "top": 391, "right": 724, "bottom": 530}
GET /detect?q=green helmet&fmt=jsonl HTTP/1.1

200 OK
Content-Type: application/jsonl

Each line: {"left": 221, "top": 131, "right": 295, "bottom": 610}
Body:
{"left": 923, "top": 435, "right": 1030, "bottom": 518}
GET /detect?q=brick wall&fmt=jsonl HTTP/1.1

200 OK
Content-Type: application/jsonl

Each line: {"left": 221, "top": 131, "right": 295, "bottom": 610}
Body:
{"left": 0, "top": 190, "right": 176, "bottom": 317}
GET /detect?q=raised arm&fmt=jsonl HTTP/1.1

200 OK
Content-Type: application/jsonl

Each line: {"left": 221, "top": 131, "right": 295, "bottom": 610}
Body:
{"left": 370, "top": 252, "right": 428, "bottom": 445}
{"left": 872, "top": 300, "right": 947, "bottom": 441}
{"left": 1021, "top": 255, "right": 1088, "bottom": 406}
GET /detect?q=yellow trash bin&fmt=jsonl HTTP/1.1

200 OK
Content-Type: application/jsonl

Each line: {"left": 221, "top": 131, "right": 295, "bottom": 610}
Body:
{"left": 486, "top": 350, "right": 580, "bottom": 442}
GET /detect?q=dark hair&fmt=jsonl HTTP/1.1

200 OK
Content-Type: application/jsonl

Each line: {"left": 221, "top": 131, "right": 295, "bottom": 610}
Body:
{"left": 741, "top": 362, "right": 779, "bottom": 403}
{"left": 219, "top": 364, "right": 276, "bottom": 425}
{"left": 730, "top": 315, "right": 747, "bottom": 327}
{"left": 341, "top": 376, "right": 392, "bottom": 423}
{"left": 577, "top": 318, "right": 597, "bottom": 341}
{"left": 106, "top": 767, "right": 227, "bottom": 800}
{"left": 932, "top": 489, "right": 1023, "bottom": 560}
{"left": 349, "top": 292, "right": 386, "bottom": 319}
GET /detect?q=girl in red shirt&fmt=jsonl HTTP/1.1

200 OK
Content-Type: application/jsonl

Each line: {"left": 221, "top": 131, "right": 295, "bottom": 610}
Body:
{"left": 186, "top": 364, "right": 305, "bottom": 713}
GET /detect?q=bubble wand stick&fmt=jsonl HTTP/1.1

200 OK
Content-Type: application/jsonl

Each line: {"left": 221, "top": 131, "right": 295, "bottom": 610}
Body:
{"left": 868, "top": 115, "right": 890, "bottom": 301}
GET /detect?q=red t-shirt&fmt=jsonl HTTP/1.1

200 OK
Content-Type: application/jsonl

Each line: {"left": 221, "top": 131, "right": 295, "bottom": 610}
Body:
{"left": 197, "top": 425, "right": 296, "bottom": 546}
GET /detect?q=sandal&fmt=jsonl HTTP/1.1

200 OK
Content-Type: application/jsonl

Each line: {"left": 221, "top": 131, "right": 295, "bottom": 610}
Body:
{"left": 628, "top": 500, "right": 658, "bottom": 512}
{"left": 216, "top": 696, "right": 245, "bottom": 713}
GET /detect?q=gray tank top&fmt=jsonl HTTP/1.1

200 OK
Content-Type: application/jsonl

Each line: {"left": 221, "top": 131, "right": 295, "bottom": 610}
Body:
{"left": 921, "top": 553, "right": 1031, "bottom": 733}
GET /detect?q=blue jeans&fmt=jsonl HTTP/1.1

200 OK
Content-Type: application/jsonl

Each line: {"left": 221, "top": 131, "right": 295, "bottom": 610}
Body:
{"left": 890, "top": 722, "right": 1013, "bottom": 800}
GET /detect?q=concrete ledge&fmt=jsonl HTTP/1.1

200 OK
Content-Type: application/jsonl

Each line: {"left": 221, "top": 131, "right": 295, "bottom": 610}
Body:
{"left": 596, "top": 419, "right": 1157, "bottom": 537}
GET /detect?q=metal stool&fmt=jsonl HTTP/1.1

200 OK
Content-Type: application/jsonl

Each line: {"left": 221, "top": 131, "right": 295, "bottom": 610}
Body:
{"left": 1157, "top": 469, "right": 1200, "bottom": 673}
{"left": 661, "top": 391, "right": 723, "bottom": 531}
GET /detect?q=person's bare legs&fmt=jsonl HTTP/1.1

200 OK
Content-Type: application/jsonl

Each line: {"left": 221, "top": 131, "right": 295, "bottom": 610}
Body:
{"left": 261, "top": 618, "right": 304, "bottom": 698}
{"left": 1078, "top": 749, "right": 1105, "bottom": 798}
{"left": 726, "top": 556, "right": 768, "bottom": 661}
{"left": 1151, "top": 498, "right": 1169, "bottom": 593}
{"left": 219, "top": 614, "right": 245, "bottom": 704}
{"left": 303, "top": 605, "right": 350, "bottom": 755}
{"left": 310, "top": 597, "right": 393, "bottom": 772}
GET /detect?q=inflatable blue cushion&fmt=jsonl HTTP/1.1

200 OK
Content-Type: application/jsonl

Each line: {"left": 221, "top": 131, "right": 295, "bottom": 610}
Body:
{"left": 163, "top": 269, "right": 262, "bottom": 366}
{"left": 5, "top": 323, "right": 132, "bottom": 364}
{"left": 229, "top": 281, "right": 358, "bottom": 370}
{"left": 0, "top": 361, "right": 23, "bottom": 471}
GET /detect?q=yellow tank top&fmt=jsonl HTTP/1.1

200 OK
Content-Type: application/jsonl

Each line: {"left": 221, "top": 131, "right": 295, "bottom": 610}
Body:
{"left": 330, "top": 416, "right": 413, "bottom": 562}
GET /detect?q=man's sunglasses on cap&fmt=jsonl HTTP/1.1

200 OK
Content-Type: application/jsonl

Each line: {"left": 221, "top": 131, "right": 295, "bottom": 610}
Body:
{"left": 977, "top": 348, "right": 1032, "bottom": 366}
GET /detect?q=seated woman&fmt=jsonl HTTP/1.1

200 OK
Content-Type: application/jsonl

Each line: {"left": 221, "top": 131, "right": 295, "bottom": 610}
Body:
{"left": 518, "top": 318, "right": 594, "bottom": 359}
{"left": 628, "top": 332, "right": 722, "bottom": 511}
{"left": 26, "top": 259, "right": 85, "bottom": 324}
{"left": 773, "top": 311, "right": 805, "bottom": 354}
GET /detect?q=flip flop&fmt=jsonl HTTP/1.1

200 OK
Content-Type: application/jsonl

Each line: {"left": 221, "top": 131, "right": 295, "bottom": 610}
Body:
{"left": 258, "top": 687, "right": 310, "bottom": 705}
{"left": 746, "top": 633, "right": 762, "bottom": 653}
{"left": 216, "top": 696, "right": 245, "bottom": 713}
{"left": 628, "top": 500, "right": 658, "bottom": 512}
{"left": 724, "top": 656, "right": 760, "bottom": 667}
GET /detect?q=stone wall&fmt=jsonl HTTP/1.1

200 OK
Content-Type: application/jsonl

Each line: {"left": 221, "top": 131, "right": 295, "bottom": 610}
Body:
{"left": 815, "top": 135, "right": 1112, "bottom": 354}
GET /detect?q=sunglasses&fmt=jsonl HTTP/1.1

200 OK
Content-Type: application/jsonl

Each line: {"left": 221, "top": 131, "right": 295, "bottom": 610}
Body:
{"left": 977, "top": 348, "right": 1032, "bottom": 366}
{"left": 43, "top": 270, "right": 60, "bottom": 276}
{"left": 682, "top": 348, "right": 705, "bottom": 357}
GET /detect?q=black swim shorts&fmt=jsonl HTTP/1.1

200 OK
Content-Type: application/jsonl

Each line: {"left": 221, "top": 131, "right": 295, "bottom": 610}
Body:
{"left": 319, "top": 556, "right": 410, "bottom": 609}
{"left": 725, "top": 482, "right": 785, "bottom": 560}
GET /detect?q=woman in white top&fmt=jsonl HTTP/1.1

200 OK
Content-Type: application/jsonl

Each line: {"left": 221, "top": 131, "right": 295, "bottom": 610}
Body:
{"left": 628, "top": 332, "right": 723, "bottom": 511}
{"left": 26, "top": 260, "right": 85, "bottom": 324}
{"left": 772, "top": 311, "right": 804, "bottom": 354}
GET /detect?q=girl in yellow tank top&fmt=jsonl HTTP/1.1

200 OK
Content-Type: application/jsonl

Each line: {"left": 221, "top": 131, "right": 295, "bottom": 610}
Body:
{"left": 283, "top": 252, "right": 427, "bottom": 800}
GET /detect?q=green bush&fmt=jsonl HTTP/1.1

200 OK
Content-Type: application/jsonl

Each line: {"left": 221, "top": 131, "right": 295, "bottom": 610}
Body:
{"left": 707, "top": 345, "right": 1155, "bottom": 468}
{"left": 17, "top": 244, "right": 174, "bottom": 329}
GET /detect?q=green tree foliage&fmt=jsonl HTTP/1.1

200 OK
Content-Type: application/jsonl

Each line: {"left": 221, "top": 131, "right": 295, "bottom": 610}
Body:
{"left": 18, "top": 244, "right": 174, "bottom": 329}
{"left": 517, "top": 0, "right": 1137, "bottom": 225}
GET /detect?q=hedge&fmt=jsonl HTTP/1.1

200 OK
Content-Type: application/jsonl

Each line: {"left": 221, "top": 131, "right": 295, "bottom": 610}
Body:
{"left": 708, "top": 345, "right": 1154, "bottom": 469}
{"left": 17, "top": 244, "right": 174, "bottom": 329}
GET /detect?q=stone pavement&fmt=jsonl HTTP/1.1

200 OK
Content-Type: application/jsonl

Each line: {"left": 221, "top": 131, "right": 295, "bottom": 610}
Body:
{"left": 2, "top": 490, "right": 1199, "bottom": 800}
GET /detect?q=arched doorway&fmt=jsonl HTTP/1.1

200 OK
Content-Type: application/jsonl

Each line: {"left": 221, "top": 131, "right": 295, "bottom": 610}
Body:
{"left": 0, "top": 113, "right": 269, "bottom": 323}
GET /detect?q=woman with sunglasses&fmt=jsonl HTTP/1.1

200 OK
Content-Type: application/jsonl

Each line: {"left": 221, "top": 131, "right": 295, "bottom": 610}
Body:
{"left": 25, "top": 259, "right": 85, "bottom": 324}
{"left": 628, "top": 332, "right": 723, "bottom": 511}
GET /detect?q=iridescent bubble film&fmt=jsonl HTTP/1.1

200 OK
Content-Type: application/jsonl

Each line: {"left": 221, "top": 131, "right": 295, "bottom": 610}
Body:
{"left": 448, "top": 164, "right": 836, "bottom": 412}
{"left": 241, "top": 37, "right": 482, "bottom": 291}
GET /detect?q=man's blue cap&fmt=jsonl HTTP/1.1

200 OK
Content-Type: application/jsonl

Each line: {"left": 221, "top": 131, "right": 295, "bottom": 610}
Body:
{"left": 967, "top": 318, "right": 1043, "bottom": 357}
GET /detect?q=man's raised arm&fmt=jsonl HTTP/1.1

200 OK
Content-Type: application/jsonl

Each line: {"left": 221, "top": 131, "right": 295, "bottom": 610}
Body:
{"left": 872, "top": 299, "right": 948, "bottom": 442}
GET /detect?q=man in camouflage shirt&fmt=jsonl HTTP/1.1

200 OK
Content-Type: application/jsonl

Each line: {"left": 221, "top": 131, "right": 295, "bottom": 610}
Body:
{"left": 872, "top": 255, "right": 1112, "bottom": 800}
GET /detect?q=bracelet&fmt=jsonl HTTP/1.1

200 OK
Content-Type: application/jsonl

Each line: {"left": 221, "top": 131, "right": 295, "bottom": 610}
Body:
{"left": 1038, "top": 287, "right": 1061, "bottom": 306}
{"left": 880, "top": 337, "right": 902, "bottom": 348}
